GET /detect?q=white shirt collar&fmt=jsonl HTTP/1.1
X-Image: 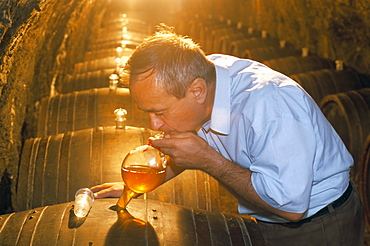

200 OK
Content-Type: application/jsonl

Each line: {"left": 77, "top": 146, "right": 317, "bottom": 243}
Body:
{"left": 206, "top": 64, "right": 231, "bottom": 135}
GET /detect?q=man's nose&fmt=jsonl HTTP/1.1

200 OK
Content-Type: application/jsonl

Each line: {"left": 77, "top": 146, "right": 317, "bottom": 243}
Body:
{"left": 148, "top": 113, "right": 164, "bottom": 131}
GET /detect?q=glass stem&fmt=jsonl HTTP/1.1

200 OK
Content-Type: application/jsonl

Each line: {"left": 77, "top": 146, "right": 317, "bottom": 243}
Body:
{"left": 116, "top": 186, "right": 137, "bottom": 210}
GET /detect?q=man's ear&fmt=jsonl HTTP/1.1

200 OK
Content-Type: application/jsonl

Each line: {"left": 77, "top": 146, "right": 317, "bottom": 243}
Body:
{"left": 189, "top": 78, "right": 207, "bottom": 104}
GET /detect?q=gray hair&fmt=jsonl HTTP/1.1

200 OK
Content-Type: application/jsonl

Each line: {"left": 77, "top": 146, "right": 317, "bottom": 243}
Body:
{"left": 125, "top": 24, "right": 215, "bottom": 98}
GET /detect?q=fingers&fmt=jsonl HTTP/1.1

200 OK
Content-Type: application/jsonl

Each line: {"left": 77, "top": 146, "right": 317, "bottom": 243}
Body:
{"left": 150, "top": 138, "right": 171, "bottom": 150}
{"left": 90, "top": 182, "right": 124, "bottom": 199}
{"left": 150, "top": 132, "right": 193, "bottom": 149}
{"left": 90, "top": 182, "right": 118, "bottom": 192}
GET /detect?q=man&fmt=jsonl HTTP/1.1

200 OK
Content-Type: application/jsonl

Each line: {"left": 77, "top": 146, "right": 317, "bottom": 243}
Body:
{"left": 91, "top": 25, "right": 364, "bottom": 245}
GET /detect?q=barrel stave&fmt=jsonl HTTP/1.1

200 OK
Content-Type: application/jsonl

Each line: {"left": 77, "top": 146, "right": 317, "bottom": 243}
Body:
{"left": 37, "top": 88, "right": 150, "bottom": 137}
{"left": 1, "top": 199, "right": 263, "bottom": 245}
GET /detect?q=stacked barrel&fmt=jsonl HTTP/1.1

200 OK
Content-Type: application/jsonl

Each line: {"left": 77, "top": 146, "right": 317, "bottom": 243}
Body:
{"left": 1, "top": 12, "right": 265, "bottom": 246}
{"left": 177, "top": 15, "right": 370, "bottom": 237}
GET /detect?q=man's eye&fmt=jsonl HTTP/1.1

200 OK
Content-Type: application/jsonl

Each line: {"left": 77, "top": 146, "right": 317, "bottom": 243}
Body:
{"left": 155, "top": 112, "right": 163, "bottom": 116}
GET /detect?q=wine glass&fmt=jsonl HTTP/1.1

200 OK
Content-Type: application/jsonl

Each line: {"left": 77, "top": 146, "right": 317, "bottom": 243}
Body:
{"left": 116, "top": 144, "right": 167, "bottom": 210}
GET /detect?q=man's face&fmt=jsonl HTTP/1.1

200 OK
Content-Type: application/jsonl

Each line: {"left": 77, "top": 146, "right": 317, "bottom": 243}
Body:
{"left": 130, "top": 71, "right": 205, "bottom": 133}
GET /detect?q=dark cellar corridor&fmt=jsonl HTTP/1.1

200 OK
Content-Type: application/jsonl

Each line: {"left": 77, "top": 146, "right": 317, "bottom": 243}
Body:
{"left": 0, "top": 0, "right": 370, "bottom": 244}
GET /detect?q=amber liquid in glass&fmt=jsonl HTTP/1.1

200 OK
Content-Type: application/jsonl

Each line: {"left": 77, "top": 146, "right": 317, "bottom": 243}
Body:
{"left": 121, "top": 165, "right": 165, "bottom": 194}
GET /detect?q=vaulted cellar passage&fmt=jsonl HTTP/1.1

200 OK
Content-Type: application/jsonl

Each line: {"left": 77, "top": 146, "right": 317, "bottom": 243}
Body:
{"left": 0, "top": 0, "right": 370, "bottom": 244}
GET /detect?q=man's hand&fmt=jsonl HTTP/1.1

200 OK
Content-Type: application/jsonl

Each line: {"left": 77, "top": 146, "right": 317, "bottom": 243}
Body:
{"left": 150, "top": 131, "right": 218, "bottom": 171}
{"left": 90, "top": 182, "right": 124, "bottom": 199}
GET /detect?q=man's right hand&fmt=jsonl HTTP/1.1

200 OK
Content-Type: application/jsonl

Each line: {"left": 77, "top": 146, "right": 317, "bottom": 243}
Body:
{"left": 90, "top": 182, "right": 124, "bottom": 199}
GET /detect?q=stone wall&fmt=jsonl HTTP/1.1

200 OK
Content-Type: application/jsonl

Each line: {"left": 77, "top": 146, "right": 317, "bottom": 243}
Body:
{"left": 0, "top": 0, "right": 107, "bottom": 214}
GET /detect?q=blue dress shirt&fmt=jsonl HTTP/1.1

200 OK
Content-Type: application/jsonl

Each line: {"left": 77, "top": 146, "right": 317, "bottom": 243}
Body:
{"left": 198, "top": 54, "right": 353, "bottom": 222}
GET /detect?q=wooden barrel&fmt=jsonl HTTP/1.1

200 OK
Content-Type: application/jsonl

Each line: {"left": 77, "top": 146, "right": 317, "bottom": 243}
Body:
{"left": 18, "top": 126, "right": 238, "bottom": 214}
{"left": 175, "top": 18, "right": 197, "bottom": 37}
{"left": 184, "top": 19, "right": 203, "bottom": 41}
{"left": 243, "top": 46, "right": 300, "bottom": 62}
{"left": 213, "top": 27, "right": 260, "bottom": 54}
{"left": 319, "top": 88, "right": 370, "bottom": 186}
{"left": 229, "top": 37, "right": 280, "bottom": 57}
{"left": 147, "top": 169, "right": 239, "bottom": 216}
{"left": 359, "top": 135, "right": 370, "bottom": 233}
{"left": 198, "top": 21, "right": 230, "bottom": 52}
{"left": 100, "top": 17, "right": 151, "bottom": 33}
{"left": 36, "top": 88, "right": 150, "bottom": 137}
{"left": 219, "top": 32, "right": 245, "bottom": 54}
{"left": 290, "top": 69, "right": 368, "bottom": 103}
{"left": 84, "top": 47, "right": 134, "bottom": 61}
{"left": 208, "top": 26, "right": 238, "bottom": 53}
{"left": 73, "top": 56, "right": 129, "bottom": 74}
{"left": 58, "top": 68, "right": 115, "bottom": 94}
{"left": 1, "top": 199, "right": 264, "bottom": 245}
{"left": 88, "top": 39, "right": 141, "bottom": 52}
{"left": 93, "top": 30, "right": 148, "bottom": 44}
{"left": 17, "top": 126, "right": 155, "bottom": 211}
{"left": 186, "top": 18, "right": 225, "bottom": 45}
{"left": 263, "top": 55, "right": 335, "bottom": 75}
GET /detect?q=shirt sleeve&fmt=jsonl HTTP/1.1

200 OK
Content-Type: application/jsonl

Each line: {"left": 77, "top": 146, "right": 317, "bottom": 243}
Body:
{"left": 250, "top": 117, "right": 316, "bottom": 213}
